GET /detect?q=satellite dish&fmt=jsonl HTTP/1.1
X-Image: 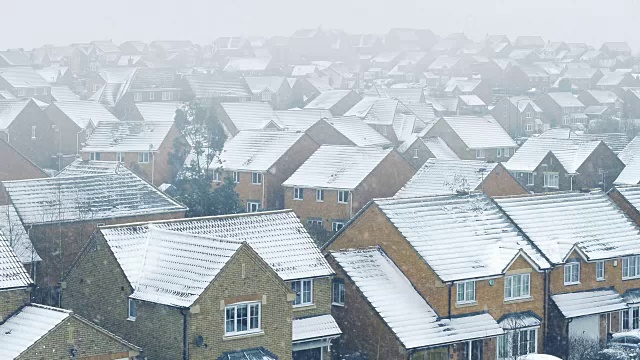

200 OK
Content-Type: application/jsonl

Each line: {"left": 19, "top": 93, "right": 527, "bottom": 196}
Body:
{"left": 195, "top": 335, "right": 204, "bottom": 347}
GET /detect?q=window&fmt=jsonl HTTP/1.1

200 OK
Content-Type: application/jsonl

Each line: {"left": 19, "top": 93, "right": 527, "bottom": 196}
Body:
{"left": 503, "top": 148, "right": 510, "bottom": 157}
{"left": 475, "top": 149, "right": 485, "bottom": 159}
{"left": 621, "top": 306, "right": 640, "bottom": 331}
{"left": 333, "top": 280, "right": 345, "bottom": 306}
{"left": 623, "top": 256, "right": 640, "bottom": 279}
{"left": 128, "top": 299, "right": 137, "bottom": 320}
{"left": 294, "top": 187, "right": 304, "bottom": 200}
{"left": 89, "top": 62, "right": 98, "bottom": 72}
{"left": 93, "top": 84, "right": 100, "bottom": 92}
{"left": 138, "top": 152, "right": 150, "bottom": 163}
{"left": 332, "top": 221, "right": 345, "bottom": 232}
{"left": 211, "top": 170, "right": 221, "bottom": 182}
{"left": 90, "top": 152, "right": 100, "bottom": 161}
{"left": 498, "top": 329, "right": 537, "bottom": 360}
{"left": 291, "top": 279, "right": 313, "bottom": 306}
{"left": 116, "top": 152, "right": 124, "bottom": 162}
{"left": 378, "top": 125, "right": 387, "bottom": 136}
{"left": 525, "top": 123, "right": 533, "bottom": 132}
{"left": 597, "top": 261, "right": 605, "bottom": 281}
{"left": 149, "top": 92, "right": 155, "bottom": 100}
{"left": 308, "top": 219, "right": 322, "bottom": 228}
{"left": 462, "top": 340, "right": 483, "bottom": 360}
{"left": 134, "top": 92, "right": 142, "bottom": 101}
{"left": 43, "top": 87, "right": 49, "bottom": 95}
{"left": 497, "top": 148, "right": 503, "bottom": 157}
{"left": 504, "top": 273, "right": 531, "bottom": 300}
{"left": 251, "top": 172, "right": 262, "bottom": 185}
{"left": 225, "top": 302, "right": 261, "bottom": 335}
{"left": 413, "top": 149, "right": 419, "bottom": 159}
{"left": 543, "top": 173, "right": 559, "bottom": 188}
{"left": 316, "top": 189, "right": 324, "bottom": 202}
{"left": 232, "top": 172, "right": 240, "bottom": 183}
{"left": 564, "top": 262, "right": 580, "bottom": 285}
{"left": 162, "top": 91, "right": 173, "bottom": 100}
{"left": 31, "top": 126, "right": 36, "bottom": 139}
{"left": 261, "top": 91, "right": 272, "bottom": 101}
{"left": 456, "top": 280, "right": 476, "bottom": 304}
{"left": 16, "top": 88, "right": 26, "bottom": 97}
{"left": 526, "top": 112, "right": 532, "bottom": 119}
{"left": 526, "top": 172, "right": 534, "bottom": 186}
{"left": 246, "top": 201, "right": 260, "bottom": 213}
{"left": 338, "top": 191, "right": 349, "bottom": 204}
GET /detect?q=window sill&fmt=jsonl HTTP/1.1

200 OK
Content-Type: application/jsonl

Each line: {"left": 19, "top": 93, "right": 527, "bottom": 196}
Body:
{"left": 332, "top": 302, "right": 345, "bottom": 307}
{"left": 337, "top": 202, "right": 349, "bottom": 205}
{"left": 316, "top": 200, "right": 324, "bottom": 203}
{"left": 223, "top": 330, "right": 264, "bottom": 341}
{"left": 293, "top": 304, "right": 316, "bottom": 311}
{"left": 622, "top": 277, "right": 640, "bottom": 281}
{"left": 126, "top": 317, "right": 136, "bottom": 322}
{"left": 293, "top": 199, "right": 304, "bottom": 201}
{"left": 455, "top": 301, "right": 477, "bottom": 308}
{"left": 564, "top": 282, "right": 581, "bottom": 286}
{"left": 504, "top": 297, "right": 532, "bottom": 304}
{"left": 597, "top": 278, "right": 605, "bottom": 282}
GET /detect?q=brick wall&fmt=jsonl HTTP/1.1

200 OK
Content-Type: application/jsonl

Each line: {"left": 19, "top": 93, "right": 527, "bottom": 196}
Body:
{"left": 5, "top": 101, "right": 57, "bottom": 168}
{"left": 288, "top": 277, "right": 332, "bottom": 319}
{"left": 400, "top": 140, "right": 435, "bottom": 170}
{"left": 353, "top": 151, "right": 416, "bottom": 210}
{"left": 481, "top": 165, "right": 529, "bottom": 197}
{"left": 609, "top": 189, "right": 640, "bottom": 226}
{"left": 0, "top": 287, "right": 31, "bottom": 321}
{"left": 44, "top": 104, "right": 85, "bottom": 157}
{"left": 305, "top": 121, "right": 354, "bottom": 147}
{"left": 574, "top": 142, "right": 624, "bottom": 191}
{"left": 284, "top": 187, "right": 351, "bottom": 232}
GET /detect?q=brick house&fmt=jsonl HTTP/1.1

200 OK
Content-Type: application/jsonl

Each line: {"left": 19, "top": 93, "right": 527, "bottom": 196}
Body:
{"left": 0, "top": 232, "right": 141, "bottom": 360}
{"left": 306, "top": 117, "right": 392, "bottom": 148}
{"left": 62, "top": 211, "right": 340, "bottom": 360}
{"left": 0, "top": 99, "right": 57, "bottom": 168}
{"left": 492, "top": 97, "right": 547, "bottom": 138}
{"left": 183, "top": 75, "right": 252, "bottom": 106}
{"left": 443, "top": 78, "right": 493, "bottom": 104}
{"left": 422, "top": 115, "right": 517, "bottom": 162}
{"left": 304, "top": 90, "right": 362, "bottom": 116}
{"left": 283, "top": 145, "right": 415, "bottom": 234}
{"left": 218, "top": 131, "right": 320, "bottom": 212}
{"left": 609, "top": 185, "right": 640, "bottom": 226}
{"left": 597, "top": 72, "right": 639, "bottom": 92}
{"left": 500, "top": 66, "right": 551, "bottom": 95}
{"left": 395, "top": 159, "right": 528, "bottom": 198}
{"left": 243, "top": 76, "right": 293, "bottom": 110}
{"left": 0, "top": 139, "right": 48, "bottom": 204}
{"left": 577, "top": 89, "right": 624, "bottom": 117}
{"left": 505, "top": 137, "right": 624, "bottom": 192}
{"left": 324, "top": 193, "right": 551, "bottom": 360}
{"left": 427, "top": 56, "right": 474, "bottom": 77}
{"left": 624, "top": 88, "right": 640, "bottom": 118}
{"left": 344, "top": 98, "right": 423, "bottom": 143}
{"left": 223, "top": 57, "right": 281, "bottom": 77}
{"left": 396, "top": 136, "right": 459, "bottom": 170}
{"left": 494, "top": 191, "right": 640, "bottom": 359}
{"left": 113, "top": 68, "right": 182, "bottom": 120}
{"left": 80, "top": 120, "right": 186, "bottom": 186}
{"left": 560, "top": 68, "right": 604, "bottom": 91}
{"left": 535, "top": 92, "right": 587, "bottom": 128}
{"left": 0, "top": 67, "right": 52, "bottom": 102}
{"left": 2, "top": 160, "right": 187, "bottom": 290}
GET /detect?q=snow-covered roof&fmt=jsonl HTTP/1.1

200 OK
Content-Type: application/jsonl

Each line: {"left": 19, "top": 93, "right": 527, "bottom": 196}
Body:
{"left": 494, "top": 191, "right": 640, "bottom": 264}
{"left": 50, "top": 86, "right": 79, "bottom": 102}
{"left": 272, "top": 109, "right": 333, "bottom": 132}
{"left": 290, "top": 65, "right": 319, "bottom": 77}
{"left": 0, "top": 205, "right": 41, "bottom": 264}
{"left": 220, "top": 130, "right": 306, "bottom": 172}
{"left": 304, "top": 90, "right": 354, "bottom": 111}
{"left": 331, "top": 247, "right": 503, "bottom": 350}
{"left": 444, "top": 78, "right": 481, "bottom": 93}
{"left": 220, "top": 102, "right": 275, "bottom": 132}
{"left": 618, "top": 136, "right": 640, "bottom": 165}
{"left": 219, "top": 348, "right": 277, "bottom": 360}
{"left": 0, "top": 230, "right": 32, "bottom": 290}
{"left": 81, "top": 121, "right": 174, "bottom": 152}
{"left": 538, "top": 129, "right": 629, "bottom": 154}
{"left": 0, "top": 67, "right": 50, "bottom": 88}
{"left": 613, "top": 186, "right": 640, "bottom": 214}
{"left": 545, "top": 92, "right": 584, "bottom": 108}
{"left": 498, "top": 312, "right": 541, "bottom": 330}
{"left": 0, "top": 99, "right": 30, "bottom": 130}
{"left": 458, "top": 94, "right": 486, "bottom": 106}
{"left": 283, "top": 146, "right": 393, "bottom": 190}
{"left": 392, "top": 113, "right": 419, "bottom": 143}
{"left": 344, "top": 97, "right": 398, "bottom": 126}
{"left": 551, "top": 289, "right": 628, "bottom": 318}
{"left": 374, "top": 88, "right": 424, "bottom": 104}
{"left": 614, "top": 159, "right": 640, "bottom": 185}
{"left": 244, "top": 76, "right": 286, "bottom": 94}
{"left": 439, "top": 116, "right": 517, "bottom": 149}
{"left": 317, "top": 117, "right": 391, "bottom": 147}
{"left": 374, "top": 194, "right": 550, "bottom": 282}
{"left": 223, "top": 57, "right": 272, "bottom": 72}
{"left": 51, "top": 101, "right": 118, "bottom": 129}
{"left": 35, "top": 67, "right": 68, "bottom": 84}
{"left": 3, "top": 164, "right": 186, "bottom": 225}
{"left": 56, "top": 159, "right": 122, "bottom": 177}
{"left": 624, "top": 289, "right": 640, "bottom": 305}
{"left": 395, "top": 159, "right": 498, "bottom": 198}
{"left": 423, "top": 137, "right": 460, "bottom": 160}
{"left": 597, "top": 72, "right": 630, "bottom": 87}
{"left": 135, "top": 102, "right": 181, "bottom": 122}
{"left": 504, "top": 137, "right": 601, "bottom": 173}
{"left": 100, "top": 210, "right": 333, "bottom": 285}
{"left": 583, "top": 90, "right": 621, "bottom": 104}
{"left": 292, "top": 314, "right": 342, "bottom": 343}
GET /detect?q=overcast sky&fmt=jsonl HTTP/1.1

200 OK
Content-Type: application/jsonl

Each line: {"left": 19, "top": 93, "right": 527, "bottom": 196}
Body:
{"left": 2, "top": 0, "right": 639, "bottom": 51}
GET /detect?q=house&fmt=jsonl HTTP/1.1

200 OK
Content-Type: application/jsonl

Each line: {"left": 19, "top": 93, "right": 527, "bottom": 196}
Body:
{"left": 494, "top": 191, "right": 640, "bottom": 359}
{"left": 243, "top": 76, "right": 292, "bottom": 109}
{"left": 600, "top": 42, "right": 633, "bottom": 57}
{"left": 559, "top": 68, "right": 604, "bottom": 91}
{"left": 0, "top": 49, "right": 33, "bottom": 67}
{"left": 0, "top": 230, "right": 33, "bottom": 322}
{"left": 396, "top": 135, "right": 459, "bottom": 169}
{"left": 369, "top": 87, "right": 426, "bottom": 104}
{"left": 0, "top": 99, "right": 56, "bottom": 168}
{"left": 113, "top": 68, "right": 182, "bottom": 120}
{"left": 223, "top": 56, "right": 280, "bottom": 76}
{"left": 0, "top": 139, "right": 48, "bottom": 203}
{"left": 35, "top": 66, "right": 73, "bottom": 85}
{"left": 80, "top": 121, "right": 185, "bottom": 186}
{"left": 304, "top": 90, "right": 362, "bottom": 116}
{"left": 63, "top": 211, "right": 340, "bottom": 360}
{"left": 216, "top": 101, "right": 276, "bottom": 136}
{"left": 344, "top": 97, "right": 424, "bottom": 143}
{"left": 385, "top": 28, "right": 439, "bottom": 51}
{"left": 613, "top": 137, "right": 640, "bottom": 185}
{"left": 45, "top": 101, "right": 119, "bottom": 163}
{"left": 534, "top": 62, "right": 564, "bottom": 83}
{"left": 395, "top": 159, "right": 527, "bottom": 198}
{"left": 577, "top": 89, "right": 624, "bottom": 116}
{"left": 2, "top": 160, "right": 187, "bottom": 290}
{"left": 49, "top": 85, "right": 79, "bottom": 102}
{"left": 427, "top": 56, "right": 473, "bottom": 77}
{"left": 492, "top": 96, "right": 547, "bottom": 137}
{"left": 508, "top": 49, "right": 541, "bottom": 63}
{"left": 325, "top": 193, "right": 551, "bottom": 360}
{"left": 86, "top": 66, "right": 137, "bottom": 100}
{"left": 282, "top": 145, "right": 414, "bottom": 235}
{"left": 514, "top": 36, "right": 546, "bottom": 49}
{"left": 431, "top": 33, "right": 473, "bottom": 55}
{"left": 624, "top": 88, "right": 640, "bottom": 118}
{"left": 130, "top": 101, "right": 182, "bottom": 122}
{"left": 119, "top": 41, "right": 149, "bottom": 55}
{"left": 0, "top": 67, "right": 52, "bottom": 102}
{"left": 538, "top": 129, "right": 630, "bottom": 154}
{"left": 350, "top": 34, "right": 384, "bottom": 55}
{"left": 0, "top": 202, "right": 41, "bottom": 277}
{"left": 535, "top": 92, "right": 587, "bottom": 128}
{"left": 183, "top": 75, "right": 251, "bottom": 105}
{"left": 456, "top": 95, "right": 487, "bottom": 115}
{"left": 212, "top": 37, "right": 254, "bottom": 60}
{"left": 303, "top": 116, "right": 388, "bottom": 146}
{"left": 596, "top": 72, "right": 640, "bottom": 91}
{"left": 422, "top": 115, "right": 517, "bottom": 161}
{"left": 218, "top": 131, "right": 320, "bottom": 211}
{"left": 504, "top": 137, "right": 623, "bottom": 192}
{"left": 443, "top": 78, "right": 492, "bottom": 104}
{"left": 500, "top": 65, "right": 551, "bottom": 94}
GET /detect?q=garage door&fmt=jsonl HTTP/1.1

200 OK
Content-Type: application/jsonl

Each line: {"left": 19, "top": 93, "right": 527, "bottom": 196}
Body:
{"left": 569, "top": 315, "right": 600, "bottom": 342}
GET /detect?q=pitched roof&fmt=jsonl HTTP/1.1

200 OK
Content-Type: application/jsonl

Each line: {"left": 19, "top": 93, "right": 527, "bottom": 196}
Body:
{"left": 219, "top": 102, "right": 275, "bottom": 131}
{"left": 292, "top": 314, "right": 342, "bottom": 342}
{"left": 615, "top": 160, "right": 640, "bottom": 185}
{"left": 504, "top": 137, "right": 602, "bottom": 173}
{"left": 218, "top": 348, "right": 277, "bottom": 360}
{"left": 331, "top": 247, "right": 503, "bottom": 350}
{"left": 134, "top": 102, "right": 181, "bottom": 122}
{"left": 219, "top": 130, "right": 306, "bottom": 172}
{"left": 508, "top": 96, "right": 543, "bottom": 112}
{"left": 422, "top": 136, "right": 459, "bottom": 159}
{"left": 0, "top": 50, "right": 32, "bottom": 66}
{"left": 3, "top": 162, "right": 186, "bottom": 225}
{"left": 35, "top": 67, "right": 69, "bottom": 83}
{"left": 51, "top": 101, "right": 118, "bottom": 128}
{"left": 317, "top": 117, "right": 391, "bottom": 147}
{"left": 563, "top": 67, "right": 600, "bottom": 80}
{"left": 597, "top": 72, "right": 631, "bottom": 87}
{"left": 395, "top": 159, "right": 498, "bottom": 197}
{"left": 56, "top": 159, "right": 121, "bottom": 177}
{"left": 428, "top": 56, "right": 461, "bottom": 70}
{"left": 0, "top": 229, "right": 32, "bottom": 290}
{"left": 185, "top": 76, "right": 251, "bottom": 99}
{"left": 0, "top": 67, "right": 50, "bottom": 88}
{"left": 344, "top": 97, "right": 400, "bottom": 126}
{"left": 544, "top": 92, "right": 585, "bottom": 108}
{"left": 304, "top": 90, "right": 354, "bottom": 111}
{"left": 0, "top": 99, "right": 31, "bottom": 129}
{"left": 373, "top": 194, "right": 549, "bottom": 282}
{"left": 439, "top": 116, "right": 516, "bottom": 149}
{"left": 444, "top": 78, "right": 482, "bottom": 93}
{"left": 244, "top": 76, "right": 286, "bottom": 94}
{"left": 81, "top": 121, "right": 174, "bottom": 152}
{"left": 50, "top": 86, "right": 78, "bottom": 102}
{"left": 127, "top": 68, "right": 178, "bottom": 90}
{"left": 224, "top": 57, "right": 272, "bottom": 72}
{"left": 458, "top": 94, "right": 486, "bottom": 106}
{"left": 494, "top": 191, "right": 640, "bottom": 264}
{"left": 0, "top": 204, "right": 41, "bottom": 264}
{"left": 583, "top": 89, "right": 621, "bottom": 104}
{"left": 551, "top": 289, "right": 627, "bottom": 318}
{"left": 283, "top": 146, "right": 393, "bottom": 190}
{"left": 272, "top": 109, "right": 333, "bottom": 132}
{"left": 618, "top": 136, "right": 640, "bottom": 165}
{"left": 373, "top": 88, "right": 424, "bottom": 104}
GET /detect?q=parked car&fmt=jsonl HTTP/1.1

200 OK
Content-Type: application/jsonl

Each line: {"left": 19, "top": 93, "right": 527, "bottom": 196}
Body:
{"left": 521, "top": 354, "right": 563, "bottom": 360}
{"left": 609, "top": 331, "right": 640, "bottom": 350}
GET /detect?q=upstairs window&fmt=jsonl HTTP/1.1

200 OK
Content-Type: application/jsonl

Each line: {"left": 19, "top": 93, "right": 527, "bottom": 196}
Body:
{"left": 116, "top": 152, "right": 124, "bottom": 162}
{"left": 497, "top": 148, "right": 503, "bottom": 157}
{"left": 597, "top": 261, "right": 605, "bottom": 281}
{"left": 526, "top": 112, "right": 532, "bottom": 119}
{"left": 475, "top": 149, "right": 485, "bottom": 159}
{"left": 413, "top": 149, "right": 419, "bottom": 159}
{"left": 333, "top": 280, "right": 345, "bottom": 306}
{"left": 149, "top": 92, "right": 155, "bottom": 100}
{"left": 16, "top": 88, "right": 26, "bottom": 97}
{"left": 332, "top": 221, "right": 345, "bottom": 232}
{"left": 564, "top": 262, "right": 580, "bottom": 285}
{"left": 456, "top": 280, "right": 476, "bottom": 304}
{"left": 504, "top": 273, "right": 531, "bottom": 300}
{"left": 232, "top": 172, "right": 240, "bottom": 183}
{"left": 316, "top": 189, "right": 324, "bottom": 202}
{"left": 543, "top": 173, "right": 559, "bottom": 188}
{"left": 251, "top": 172, "right": 262, "bottom": 185}
{"left": 291, "top": 279, "right": 313, "bottom": 306}
{"left": 246, "top": 201, "right": 260, "bottom": 213}
{"left": 90, "top": 152, "right": 100, "bottom": 161}
{"left": 623, "top": 256, "right": 640, "bottom": 279}
{"left": 225, "top": 302, "right": 261, "bottom": 336}
{"left": 128, "top": 299, "right": 137, "bottom": 320}
{"left": 525, "top": 123, "right": 533, "bottom": 132}
{"left": 31, "top": 126, "right": 36, "bottom": 139}
{"left": 134, "top": 92, "right": 142, "bottom": 101}
{"left": 162, "top": 92, "right": 173, "bottom": 101}
{"left": 138, "top": 152, "right": 150, "bottom": 163}
{"left": 526, "top": 172, "right": 534, "bottom": 186}
{"left": 261, "top": 91, "right": 272, "bottom": 101}
{"left": 294, "top": 187, "right": 304, "bottom": 200}
{"left": 338, "top": 191, "right": 349, "bottom": 204}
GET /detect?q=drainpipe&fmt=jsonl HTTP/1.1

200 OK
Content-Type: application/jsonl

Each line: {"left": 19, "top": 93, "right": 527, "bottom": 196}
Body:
{"left": 181, "top": 308, "right": 189, "bottom": 360}
{"left": 543, "top": 269, "right": 550, "bottom": 351}
{"left": 349, "top": 191, "right": 354, "bottom": 219}
{"left": 261, "top": 175, "right": 265, "bottom": 209}
{"left": 447, "top": 283, "right": 453, "bottom": 319}
{"left": 570, "top": 175, "right": 574, "bottom": 191}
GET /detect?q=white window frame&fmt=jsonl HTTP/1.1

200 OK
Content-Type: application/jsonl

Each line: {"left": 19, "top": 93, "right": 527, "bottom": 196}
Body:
{"left": 291, "top": 279, "right": 313, "bottom": 307}
{"left": 526, "top": 172, "right": 534, "bottom": 186}
{"left": 332, "top": 221, "right": 345, "bottom": 232}
{"left": 543, "top": 172, "right": 559, "bottom": 188}
{"left": 212, "top": 170, "right": 221, "bottom": 183}
{"left": 246, "top": 201, "right": 260, "bottom": 213}
{"left": 90, "top": 152, "right": 100, "bottom": 161}
{"left": 497, "top": 148, "right": 503, "bottom": 157}
{"left": 497, "top": 328, "right": 538, "bottom": 360}
{"left": 138, "top": 152, "right": 150, "bottom": 163}
{"left": 261, "top": 91, "right": 272, "bottom": 101}
{"left": 308, "top": 219, "right": 322, "bottom": 228}
{"left": 224, "top": 302, "right": 261, "bottom": 336}
{"left": 333, "top": 280, "right": 345, "bottom": 306}
{"left": 526, "top": 112, "right": 532, "bottom": 119}
{"left": 128, "top": 298, "right": 136, "bottom": 320}
{"left": 316, "top": 189, "right": 324, "bottom": 202}
{"left": 16, "top": 88, "right": 26, "bottom": 97}
{"left": 621, "top": 306, "right": 640, "bottom": 332}
{"left": 31, "top": 126, "right": 36, "bottom": 139}
{"left": 623, "top": 256, "right": 640, "bottom": 280}
{"left": 149, "top": 92, "right": 155, "bottom": 100}
{"left": 232, "top": 172, "right": 240, "bottom": 183}
{"left": 525, "top": 123, "right": 533, "bottom": 132}
{"left": 134, "top": 92, "right": 142, "bottom": 101}
{"left": 294, "top": 187, "right": 304, "bottom": 200}
{"left": 116, "top": 152, "right": 124, "bottom": 162}
{"left": 596, "top": 261, "right": 605, "bottom": 281}
{"left": 338, "top": 190, "right": 349, "bottom": 204}
{"left": 413, "top": 148, "right": 419, "bottom": 159}
{"left": 564, "top": 262, "right": 580, "bottom": 285}
{"left": 162, "top": 91, "right": 173, "bottom": 101}
{"left": 504, "top": 273, "right": 531, "bottom": 301}
{"left": 475, "top": 149, "right": 485, "bottom": 159}
{"left": 456, "top": 280, "right": 476, "bottom": 304}
{"left": 251, "top": 172, "right": 262, "bottom": 185}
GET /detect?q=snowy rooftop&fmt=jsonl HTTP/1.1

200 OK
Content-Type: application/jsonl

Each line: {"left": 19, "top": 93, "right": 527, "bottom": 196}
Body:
{"left": 50, "top": 86, "right": 79, "bottom": 102}
{"left": 0, "top": 230, "right": 32, "bottom": 290}
{"left": 135, "top": 102, "right": 182, "bottom": 122}
{"left": 0, "top": 205, "right": 41, "bottom": 264}
{"left": 0, "top": 99, "right": 30, "bottom": 129}
{"left": 223, "top": 56, "right": 272, "bottom": 72}
{"left": 331, "top": 247, "right": 503, "bottom": 349}
{"left": 100, "top": 210, "right": 333, "bottom": 287}
{"left": 458, "top": 94, "right": 486, "bottom": 106}
{"left": 3, "top": 164, "right": 186, "bottom": 225}
{"left": 220, "top": 102, "right": 275, "bottom": 132}
{"left": 395, "top": 159, "right": 498, "bottom": 198}
{"left": 539, "top": 130, "right": 630, "bottom": 154}
{"left": 498, "top": 312, "right": 541, "bottom": 330}
{"left": 423, "top": 137, "right": 460, "bottom": 159}
{"left": 583, "top": 90, "right": 621, "bottom": 104}
{"left": 374, "top": 194, "right": 550, "bottom": 282}
{"left": 81, "top": 120, "right": 174, "bottom": 152}
{"left": 283, "top": 145, "right": 393, "bottom": 190}
{"left": 614, "top": 160, "right": 640, "bottom": 185}
{"left": 618, "top": 136, "right": 640, "bottom": 165}
{"left": 551, "top": 289, "right": 628, "bottom": 318}
{"left": 318, "top": 117, "right": 391, "bottom": 147}
{"left": 504, "top": 137, "right": 602, "bottom": 173}
{"left": 218, "top": 348, "right": 276, "bottom": 360}
{"left": 439, "top": 116, "right": 517, "bottom": 149}
{"left": 494, "top": 191, "right": 640, "bottom": 264}
{"left": 344, "top": 97, "right": 398, "bottom": 126}
{"left": 0, "top": 67, "right": 50, "bottom": 88}
{"left": 545, "top": 92, "right": 584, "bottom": 108}
{"left": 50, "top": 100, "right": 118, "bottom": 129}
{"left": 272, "top": 109, "right": 333, "bottom": 132}
{"left": 219, "top": 130, "right": 306, "bottom": 172}
{"left": 244, "top": 76, "right": 286, "bottom": 94}
{"left": 292, "top": 314, "right": 342, "bottom": 342}
{"left": 305, "top": 90, "right": 354, "bottom": 111}
{"left": 613, "top": 186, "right": 640, "bottom": 212}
